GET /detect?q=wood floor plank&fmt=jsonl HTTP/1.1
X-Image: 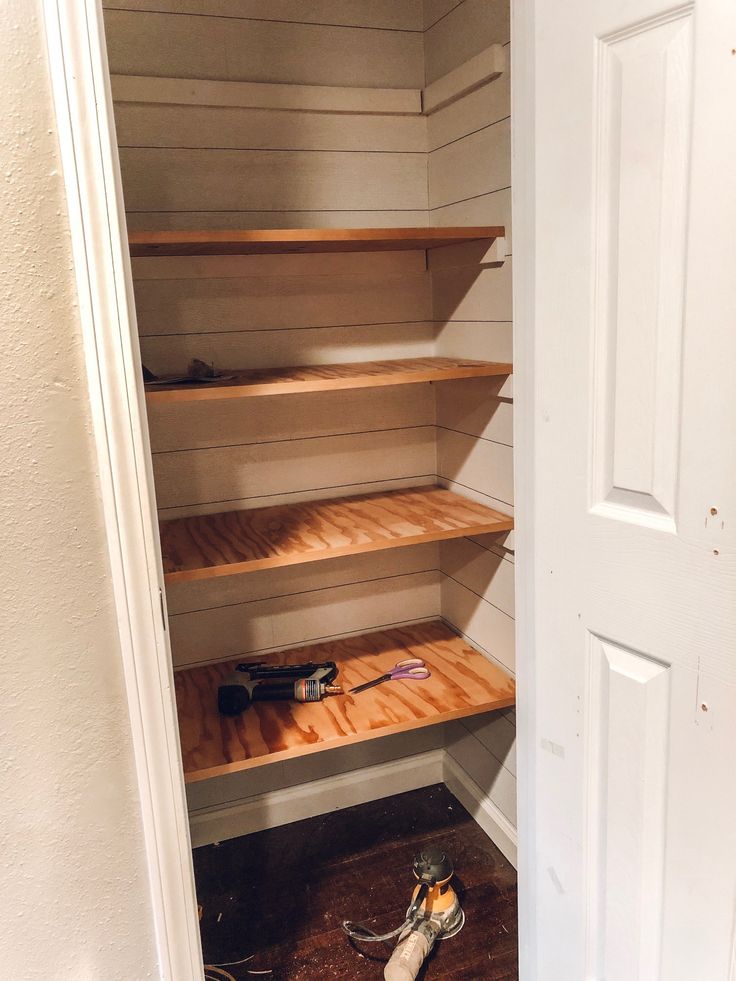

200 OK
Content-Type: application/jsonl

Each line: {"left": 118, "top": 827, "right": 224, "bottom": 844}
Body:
{"left": 160, "top": 486, "right": 514, "bottom": 582}
{"left": 194, "top": 784, "right": 518, "bottom": 979}
{"left": 176, "top": 621, "right": 515, "bottom": 780}
{"left": 145, "top": 356, "right": 512, "bottom": 403}
{"left": 129, "top": 225, "right": 504, "bottom": 257}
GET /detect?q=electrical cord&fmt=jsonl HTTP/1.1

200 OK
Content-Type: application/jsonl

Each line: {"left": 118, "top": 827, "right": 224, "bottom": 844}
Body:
{"left": 341, "top": 881, "right": 428, "bottom": 945}
{"left": 341, "top": 914, "right": 415, "bottom": 944}
{"left": 204, "top": 954, "right": 273, "bottom": 977}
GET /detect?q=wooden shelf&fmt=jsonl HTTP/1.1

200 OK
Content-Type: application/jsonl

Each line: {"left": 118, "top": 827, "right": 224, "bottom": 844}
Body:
{"left": 145, "top": 356, "right": 512, "bottom": 404}
{"left": 129, "top": 225, "right": 504, "bottom": 257}
{"left": 176, "top": 620, "right": 515, "bottom": 781}
{"left": 160, "top": 486, "right": 513, "bottom": 583}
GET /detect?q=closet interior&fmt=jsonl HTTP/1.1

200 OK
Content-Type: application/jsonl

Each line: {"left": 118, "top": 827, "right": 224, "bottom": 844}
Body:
{"left": 103, "top": 0, "right": 516, "bottom": 865}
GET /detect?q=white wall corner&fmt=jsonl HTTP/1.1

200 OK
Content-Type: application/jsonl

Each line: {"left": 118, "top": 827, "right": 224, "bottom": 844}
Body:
{"left": 442, "top": 753, "right": 518, "bottom": 868}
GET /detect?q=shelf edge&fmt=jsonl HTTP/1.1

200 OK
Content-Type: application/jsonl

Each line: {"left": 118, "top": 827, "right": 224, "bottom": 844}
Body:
{"left": 163, "top": 516, "right": 515, "bottom": 584}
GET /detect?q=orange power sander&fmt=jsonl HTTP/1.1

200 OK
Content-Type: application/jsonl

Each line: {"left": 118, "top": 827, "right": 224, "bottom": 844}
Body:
{"left": 342, "top": 847, "right": 464, "bottom": 981}
{"left": 218, "top": 660, "right": 343, "bottom": 715}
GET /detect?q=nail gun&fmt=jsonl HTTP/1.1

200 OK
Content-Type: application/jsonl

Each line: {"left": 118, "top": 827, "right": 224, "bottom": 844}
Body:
{"left": 218, "top": 660, "right": 343, "bottom": 716}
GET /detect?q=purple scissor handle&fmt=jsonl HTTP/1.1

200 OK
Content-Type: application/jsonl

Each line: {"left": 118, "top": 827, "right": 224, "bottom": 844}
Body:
{"left": 349, "top": 657, "right": 431, "bottom": 694}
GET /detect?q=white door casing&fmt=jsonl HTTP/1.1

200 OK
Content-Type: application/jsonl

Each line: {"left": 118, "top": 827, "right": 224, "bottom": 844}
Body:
{"left": 515, "top": 0, "right": 736, "bottom": 978}
{"left": 42, "top": 2, "right": 203, "bottom": 978}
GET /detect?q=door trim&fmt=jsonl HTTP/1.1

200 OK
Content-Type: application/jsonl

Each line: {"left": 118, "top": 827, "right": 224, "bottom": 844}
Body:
{"left": 511, "top": 1, "right": 539, "bottom": 978}
{"left": 42, "top": 3, "right": 203, "bottom": 978}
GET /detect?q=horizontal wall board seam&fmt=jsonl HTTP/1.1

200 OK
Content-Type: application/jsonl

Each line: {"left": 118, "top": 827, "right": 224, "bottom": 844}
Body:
{"left": 423, "top": 0, "right": 467, "bottom": 33}
{"left": 168, "top": 567, "right": 442, "bottom": 618}
{"left": 435, "top": 424, "right": 513, "bottom": 448}
{"left": 430, "top": 115, "right": 511, "bottom": 153}
{"left": 157, "top": 473, "right": 438, "bottom": 512}
{"left": 105, "top": 9, "right": 423, "bottom": 33}
{"left": 125, "top": 207, "right": 430, "bottom": 214}
{"left": 461, "top": 725, "right": 516, "bottom": 779}
{"left": 429, "top": 186, "right": 511, "bottom": 211}
{"left": 120, "top": 144, "right": 427, "bottom": 155}
{"left": 465, "top": 537, "right": 516, "bottom": 563}
{"left": 141, "top": 321, "right": 433, "bottom": 338}
{"left": 439, "top": 616, "right": 515, "bottom": 678}
{"left": 442, "top": 572, "right": 516, "bottom": 621}
{"left": 436, "top": 476, "right": 513, "bottom": 510}
{"left": 176, "top": 615, "right": 439, "bottom": 671}
{"left": 119, "top": 145, "right": 427, "bottom": 155}
{"left": 152, "top": 423, "right": 434, "bottom": 455}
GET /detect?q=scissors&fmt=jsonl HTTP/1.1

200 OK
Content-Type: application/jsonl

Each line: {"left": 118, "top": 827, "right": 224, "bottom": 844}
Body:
{"left": 350, "top": 657, "right": 431, "bottom": 694}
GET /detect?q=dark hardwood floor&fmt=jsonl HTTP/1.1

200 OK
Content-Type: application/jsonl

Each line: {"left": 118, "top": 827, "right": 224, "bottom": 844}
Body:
{"left": 194, "top": 783, "right": 518, "bottom": 981}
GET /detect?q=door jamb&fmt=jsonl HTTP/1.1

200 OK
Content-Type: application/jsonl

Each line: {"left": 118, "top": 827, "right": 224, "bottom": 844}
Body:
{"left": 42, "top": 2, "right": 203, "bottom": 978}
{"left": 511, "top": 1, "right": 539, "bottom": 978}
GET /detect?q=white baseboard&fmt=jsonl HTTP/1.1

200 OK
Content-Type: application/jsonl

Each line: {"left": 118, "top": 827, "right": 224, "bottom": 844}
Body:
{"left": 189, "top": 749, "right": 518, "bottom": 870}
{"left": 189, "top": 749, "right": 444, "bottom": 848}
{"left": 443, "top": 754, "right": 518, "bottom": 868}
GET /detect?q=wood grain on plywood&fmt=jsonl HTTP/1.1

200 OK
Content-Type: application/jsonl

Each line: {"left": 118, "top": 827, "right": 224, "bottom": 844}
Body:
{"left": 146, "top": 357, "right": 512, "bottom": 403}
{"left": 176, "top": 620, "right": 515, "bottom": 780}
{"left": 160, "top": 486, "right": 514, "bottom": 582}
{"left": 129, "top": 226, "right": 503, "bottom": 257}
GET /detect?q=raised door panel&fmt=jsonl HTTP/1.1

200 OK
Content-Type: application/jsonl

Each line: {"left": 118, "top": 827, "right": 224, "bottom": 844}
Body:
{"left": 590, "top": 11, "right": 693, "bottom": 529}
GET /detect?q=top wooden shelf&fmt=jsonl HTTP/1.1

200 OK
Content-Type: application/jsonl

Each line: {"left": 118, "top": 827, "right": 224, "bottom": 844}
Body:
{"left": 128, "top": 226, "right": 504, "bottom": 258}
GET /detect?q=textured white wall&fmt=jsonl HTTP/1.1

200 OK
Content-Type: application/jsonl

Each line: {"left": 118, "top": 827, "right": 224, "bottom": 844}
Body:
{"left": 0, "top": 2, "right": 158, "bottom": 978}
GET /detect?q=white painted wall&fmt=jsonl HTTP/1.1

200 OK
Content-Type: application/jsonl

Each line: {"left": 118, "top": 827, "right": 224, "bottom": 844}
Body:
{"left": 424, "top": 0, "right": 518, "bottom": 841}
{"left": 0, "top": 2, "right": 158, "bottom": 977}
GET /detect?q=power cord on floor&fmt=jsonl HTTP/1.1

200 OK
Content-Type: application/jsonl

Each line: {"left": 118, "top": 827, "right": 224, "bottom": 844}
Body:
{"left": 204, "top": 954, "right": 273, "bottom": 978}
{"left": 341, "top": 916, "right": 413, "bottom": 945}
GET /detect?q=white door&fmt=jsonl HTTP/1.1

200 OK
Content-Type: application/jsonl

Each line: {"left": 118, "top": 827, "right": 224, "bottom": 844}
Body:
{"left": 517, "top": 0, "right": 736, "bottom": 977}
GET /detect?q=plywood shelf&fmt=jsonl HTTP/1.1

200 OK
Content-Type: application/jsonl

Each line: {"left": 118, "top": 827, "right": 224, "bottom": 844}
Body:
{"left": 160, "top": 486, "right": 514, "bottom": 583}
{"left": 145, "top": 356, "right": 512, "bottom": 404}
{"left": 176, "top": 620, "right": 515, "bottom": 781}
{"left": 129, "top": 225, "right": 504, "bottom": 257}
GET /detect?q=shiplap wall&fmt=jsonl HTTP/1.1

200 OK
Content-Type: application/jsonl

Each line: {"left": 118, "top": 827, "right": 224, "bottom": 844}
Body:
{"left": 102, "top": 0, "right": 446, "bottom": 815}
{"left": 103, "top": 0, "right": 516, "bottom": 829}
{"left": 105, "top": 1, "right": 427, "bottom": 231}
{"left": 424, "top": 0, "right": 517, "bottom": 834}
